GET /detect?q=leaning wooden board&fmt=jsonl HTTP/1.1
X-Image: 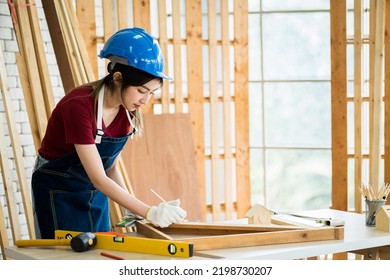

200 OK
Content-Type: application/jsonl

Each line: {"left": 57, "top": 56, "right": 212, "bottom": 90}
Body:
{"left": 121, "top": 113, "right": 202, "bottom": 221}
{"left": 135, "top": 221, "right": 344, "bottom": 251}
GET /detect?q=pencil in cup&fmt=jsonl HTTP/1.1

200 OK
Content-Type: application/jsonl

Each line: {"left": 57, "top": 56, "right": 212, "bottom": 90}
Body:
{"left": 365, "top": 199, "right": 386, "bottom": 226}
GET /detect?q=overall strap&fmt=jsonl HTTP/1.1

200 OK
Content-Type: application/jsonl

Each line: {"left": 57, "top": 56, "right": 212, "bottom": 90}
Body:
{"left": 125, "top": 110, "right": 138, "bottom": 139}
{"left": 95, "top": 86, "right": 138, "bottom": 143}
{"left": 95, "top": 86, "right": 105, "bottom": 144}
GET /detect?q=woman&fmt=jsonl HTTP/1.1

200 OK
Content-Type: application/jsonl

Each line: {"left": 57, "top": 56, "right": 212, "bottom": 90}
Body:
{"left": 32, "top": 28, "right": 186, "bottom": 239}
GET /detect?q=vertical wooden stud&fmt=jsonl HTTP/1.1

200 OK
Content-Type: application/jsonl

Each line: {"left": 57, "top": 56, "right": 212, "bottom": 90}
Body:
{"left": 208, "top": 0, "right": 220, "bottom": 221}
{"left": 234, "top": 0, "right": 250, "bottom": 217}
{"left": 172, "top": 1, "right": 183, "bottom": 113}
{"left": 369, "top": 0, "right": 385, "bottom": 191}
{"left": 354, "top": 0, "right": 363, "bottom": 212}
{"left": 117, "top": 0, "right": 128, "bottom": 30}
{"left": 157, "top": 0, "right": 170, "bottom": 113}
{"left": 132, "top": 0, "right": 150, "bottom": 31}
{"left": 103, "top": 0, "right": 115, "bottom": 39}
{"left": 221, "top": 0, "right": 233, "bottom": 219}
{"left": 330, "top": 0, "right": 348, "bottom": 211}
{"left": 76, "top": 0, "right": 98, "bottom": 79}
{"left": 133, "top": 0, "right": 154, "bottom": 114}
{"left": 185, "top": 0, "right": 206, "bottom": 220}
{"left": 384, "top": 0, "right": 390, "bottom": 202}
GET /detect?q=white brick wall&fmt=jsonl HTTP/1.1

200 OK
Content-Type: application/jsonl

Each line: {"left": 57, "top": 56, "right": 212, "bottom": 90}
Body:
{"left": 0, "top": 0, "right": 65, "bottom": 259}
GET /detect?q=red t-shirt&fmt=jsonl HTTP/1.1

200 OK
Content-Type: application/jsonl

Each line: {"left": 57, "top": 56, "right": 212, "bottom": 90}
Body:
{"left": 39, "top": 85, "right": 131, "bottom": 160}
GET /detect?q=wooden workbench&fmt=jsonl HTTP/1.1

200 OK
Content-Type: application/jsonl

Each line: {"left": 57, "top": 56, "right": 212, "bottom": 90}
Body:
{"left": 4, "top": 209, "right": 390, "bottom": 260}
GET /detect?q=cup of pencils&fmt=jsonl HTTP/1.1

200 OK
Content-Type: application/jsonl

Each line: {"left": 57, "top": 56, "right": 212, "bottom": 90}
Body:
{"left": 359, "top": 183, "right": 389, "bottom": 226}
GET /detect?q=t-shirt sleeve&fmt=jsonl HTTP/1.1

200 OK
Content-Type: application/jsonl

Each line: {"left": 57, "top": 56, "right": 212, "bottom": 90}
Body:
{"left": 60, "top": 97, "right": 96, "bottom": 144}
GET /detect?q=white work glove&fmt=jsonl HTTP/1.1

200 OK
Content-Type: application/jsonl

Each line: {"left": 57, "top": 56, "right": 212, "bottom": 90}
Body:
{"left": 146, "top": 199, "right": 187, "bottom": 228}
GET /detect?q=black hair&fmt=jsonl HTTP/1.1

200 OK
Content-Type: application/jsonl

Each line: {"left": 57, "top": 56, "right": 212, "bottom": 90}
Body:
{"left": 104, "top": 62, "right": 163, "bottom": 91}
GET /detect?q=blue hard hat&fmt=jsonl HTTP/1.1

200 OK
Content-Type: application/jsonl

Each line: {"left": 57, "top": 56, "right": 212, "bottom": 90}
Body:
{"left": 99, "top": 27, "right": 172, "bottom": 80}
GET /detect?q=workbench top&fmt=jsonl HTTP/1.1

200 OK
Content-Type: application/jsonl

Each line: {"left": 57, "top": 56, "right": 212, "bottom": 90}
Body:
{"left": 5, "top": 209, "right": 390, "bottom": 260}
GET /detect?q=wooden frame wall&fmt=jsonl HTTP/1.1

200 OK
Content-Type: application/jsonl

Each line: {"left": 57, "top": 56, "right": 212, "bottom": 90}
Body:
{"left": 330, "top": 0, "right": 389, "bottom": 260}
{"left": 41, "top": 0, "right": 250, "bottom": 222}
{"left": 332, "top": 0, "right": 390, "bottom": 212}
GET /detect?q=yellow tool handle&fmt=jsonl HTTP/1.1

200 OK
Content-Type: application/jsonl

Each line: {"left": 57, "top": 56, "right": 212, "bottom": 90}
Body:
{"left": 15, "top": 239, "right": 71, "bottom": 247}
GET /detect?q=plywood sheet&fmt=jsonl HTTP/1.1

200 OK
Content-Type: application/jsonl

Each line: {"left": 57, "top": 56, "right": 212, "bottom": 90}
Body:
{"left": 121, "top": 114, "right": 202, "bottom": 221}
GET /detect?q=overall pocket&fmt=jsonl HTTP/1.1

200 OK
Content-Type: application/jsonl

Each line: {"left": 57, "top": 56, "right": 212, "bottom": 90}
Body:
{"left": 50, "top": 190, "right": 110, "bottom": 233}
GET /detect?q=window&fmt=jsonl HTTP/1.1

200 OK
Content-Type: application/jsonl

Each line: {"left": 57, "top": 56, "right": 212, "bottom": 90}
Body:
{"left": 249, "top": 1, "right": 333, "bottom": 211}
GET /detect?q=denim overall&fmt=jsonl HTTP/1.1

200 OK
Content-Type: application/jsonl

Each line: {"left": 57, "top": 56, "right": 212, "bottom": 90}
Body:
{"left": 32, "top": 87, "right": 136, "bottom": 239}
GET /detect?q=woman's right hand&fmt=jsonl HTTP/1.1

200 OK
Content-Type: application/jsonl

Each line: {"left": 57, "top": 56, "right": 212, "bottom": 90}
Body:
{"left": 146, "top": 199, "right": 187, "bottom": 228}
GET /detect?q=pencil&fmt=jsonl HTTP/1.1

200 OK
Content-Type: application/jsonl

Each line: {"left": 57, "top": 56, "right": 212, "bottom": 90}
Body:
{"left": 359, "top": 183, "right": 390, "bottom": 200}
{"left": 100, "top": 252, "right": 124, "bottom": 260}
{"left": 150, "top": 188, "right": 167, "bottom": 203}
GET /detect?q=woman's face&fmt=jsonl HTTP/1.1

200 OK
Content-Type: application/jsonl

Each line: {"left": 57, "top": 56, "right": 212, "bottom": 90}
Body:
{"left": 121, "top": 78, "right": 161, "bottom": 111}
